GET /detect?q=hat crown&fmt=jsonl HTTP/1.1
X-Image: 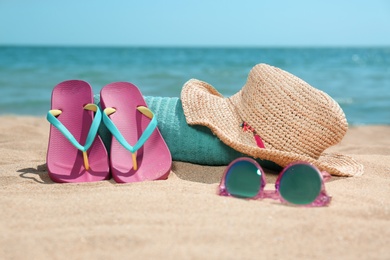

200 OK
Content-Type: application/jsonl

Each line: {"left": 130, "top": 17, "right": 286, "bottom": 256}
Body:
{"left": 234, "top": 64, "right": 348, "bottom": 159}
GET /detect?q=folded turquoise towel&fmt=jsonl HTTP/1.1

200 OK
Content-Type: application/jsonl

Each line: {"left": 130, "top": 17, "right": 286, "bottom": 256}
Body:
{"left": 144, "top": 96, "right": 247, "bottom": 165}
{"left": 94, "top": 95, "right": 280, "bottom": 170}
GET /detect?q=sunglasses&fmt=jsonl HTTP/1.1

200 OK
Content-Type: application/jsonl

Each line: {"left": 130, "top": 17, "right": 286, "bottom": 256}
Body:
{"left": 218, "top": 157, "right": 332, "bottom": 207}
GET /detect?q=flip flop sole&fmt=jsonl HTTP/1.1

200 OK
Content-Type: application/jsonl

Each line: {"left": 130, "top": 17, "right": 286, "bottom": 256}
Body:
{"left": 46, "top": 80, "right": 110, "bottom": 183}
{"left": 100, "top": 82, "right": 171, "bottom": 183}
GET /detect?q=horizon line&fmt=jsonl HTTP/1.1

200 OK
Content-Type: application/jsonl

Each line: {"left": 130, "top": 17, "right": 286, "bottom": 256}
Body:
{"left": 1, "top": 43, "right": 390, "bottom": 49}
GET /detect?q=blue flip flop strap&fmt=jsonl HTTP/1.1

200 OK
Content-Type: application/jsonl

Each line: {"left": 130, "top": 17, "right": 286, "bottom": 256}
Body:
{"left": 102, "top": 109, "right": 157, "bottom": 153}
{"left": 46, "top": 105, "right": 102, "bottom": 152}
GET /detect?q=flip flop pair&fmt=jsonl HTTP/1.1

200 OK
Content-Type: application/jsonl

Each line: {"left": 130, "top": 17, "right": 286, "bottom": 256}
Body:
{"left": 46, "top": 80, "right": 171, "bottom": 183}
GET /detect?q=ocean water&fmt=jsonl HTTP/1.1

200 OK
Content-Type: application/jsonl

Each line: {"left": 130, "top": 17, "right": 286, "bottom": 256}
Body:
{"left": 0, "top": 46, "right": 389, "bottom": 125}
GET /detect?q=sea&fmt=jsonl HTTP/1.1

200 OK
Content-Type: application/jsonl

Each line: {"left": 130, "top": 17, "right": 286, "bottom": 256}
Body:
{"left": 0, "top": 46, "right": 389, "bottom": 125}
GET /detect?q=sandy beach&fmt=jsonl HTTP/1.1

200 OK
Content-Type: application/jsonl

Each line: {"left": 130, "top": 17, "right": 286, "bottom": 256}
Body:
{"left": 1, "top": 116, "right": 389, "bottom": 259}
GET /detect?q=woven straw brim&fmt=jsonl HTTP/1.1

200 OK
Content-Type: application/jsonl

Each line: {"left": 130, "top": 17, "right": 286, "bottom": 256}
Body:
{"left": 181, "top": 79, "right": 364, "bottom": 177}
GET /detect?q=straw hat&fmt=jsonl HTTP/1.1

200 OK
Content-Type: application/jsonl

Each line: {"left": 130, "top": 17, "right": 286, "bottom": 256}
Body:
{"left": 181, "top": 63, "right": 363, "bottom": 177}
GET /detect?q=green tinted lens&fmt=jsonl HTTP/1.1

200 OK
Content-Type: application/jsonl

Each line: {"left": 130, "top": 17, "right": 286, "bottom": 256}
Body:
{"left": 279, "top": 164, "right": 322, "bottom": 205}
{"left": 225, "top": 160, "right": 262, "bottom": 198}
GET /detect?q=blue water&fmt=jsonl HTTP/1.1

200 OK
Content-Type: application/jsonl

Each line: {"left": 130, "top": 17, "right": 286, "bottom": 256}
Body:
{"left": 0, "top": 46, "right": 389, "bottom": 125}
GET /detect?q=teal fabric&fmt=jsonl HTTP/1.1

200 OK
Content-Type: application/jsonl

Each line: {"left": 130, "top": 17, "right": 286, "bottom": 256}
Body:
{"left": 144, "top": 96, "right": 247, "bottom": 165}
{"left": 102, "top": 108, "right": 157, "bottom": 153}
{"left": 94, "top": 95, "right": 281, "bottom": 170}
{"left": 46, "top": 104, "right": 101, "bottom": 152}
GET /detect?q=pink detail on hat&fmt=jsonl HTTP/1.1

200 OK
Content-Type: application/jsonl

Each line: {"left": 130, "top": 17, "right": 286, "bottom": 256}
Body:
{"left": 241, "top": 121, "right": 265, "bottom": 149}
{"left": 254, "top": 134, "right": 265, "bottom": 149}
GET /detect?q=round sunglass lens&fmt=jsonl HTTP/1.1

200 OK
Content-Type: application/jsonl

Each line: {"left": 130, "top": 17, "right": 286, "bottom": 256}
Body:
{"left": 279, "top": 164, "right": 322, "bottom": 205}
{"left": 225, "top": 160, "right": 262, "bottom": 198}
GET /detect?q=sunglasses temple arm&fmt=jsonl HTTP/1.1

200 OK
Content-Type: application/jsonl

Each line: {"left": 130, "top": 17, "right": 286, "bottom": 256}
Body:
{"left": 321, "top": 171, "right": 332, "bottom": 182}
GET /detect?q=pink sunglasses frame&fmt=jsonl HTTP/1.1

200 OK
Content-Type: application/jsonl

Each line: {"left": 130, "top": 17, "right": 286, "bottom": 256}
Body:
{"left": 218, "top": 157, "right": 332, "bottom": 207}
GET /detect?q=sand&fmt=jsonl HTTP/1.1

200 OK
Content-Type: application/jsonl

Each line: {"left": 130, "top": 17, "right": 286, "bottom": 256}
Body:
{"left": 1, "top": 116, "right": 389, "bottom": 259}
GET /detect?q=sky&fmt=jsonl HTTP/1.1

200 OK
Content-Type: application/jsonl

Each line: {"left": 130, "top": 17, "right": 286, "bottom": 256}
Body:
{"left": 0, "top": 0, "right": 389, "bottom": 47}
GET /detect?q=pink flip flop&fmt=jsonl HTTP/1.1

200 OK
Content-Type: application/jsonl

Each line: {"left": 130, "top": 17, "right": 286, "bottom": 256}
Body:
{"left": 100, "top": 82, "right": 171, "bottom": 183}
{"left": 46, "top": 80, "right": 110, "bottom": 183}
